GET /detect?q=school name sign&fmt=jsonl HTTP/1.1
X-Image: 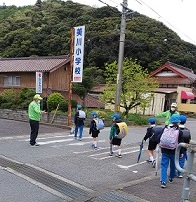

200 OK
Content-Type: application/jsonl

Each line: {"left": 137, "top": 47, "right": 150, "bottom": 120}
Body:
{"left": 73, "top": 26, "right": 85, "bottom": 83}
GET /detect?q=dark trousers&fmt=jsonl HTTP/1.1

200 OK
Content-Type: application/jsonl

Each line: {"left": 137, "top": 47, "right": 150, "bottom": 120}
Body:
{"left": 29, "top": 120, "right": 39, "bottom": 145}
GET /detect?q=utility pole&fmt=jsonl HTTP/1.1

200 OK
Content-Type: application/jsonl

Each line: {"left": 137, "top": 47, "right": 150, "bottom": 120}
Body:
{"left": 115, "top": 0, "right": 128, "bottom": 112}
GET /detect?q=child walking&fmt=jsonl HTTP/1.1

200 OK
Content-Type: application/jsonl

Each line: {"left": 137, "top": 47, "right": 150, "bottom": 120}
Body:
{"left": 109, "top": 113, "right": 122, "bottom": 158}
{"left": 89, "top": 112, "right": 100, "bottom": 150}
{"left": 160, "top": 114, "right": 184, "bottom": 188}
{"left": 178, "top": 115, "right": 191, "bottom": 178}
{"left": 143, "top": 117, "right": 163, "bottom": 167}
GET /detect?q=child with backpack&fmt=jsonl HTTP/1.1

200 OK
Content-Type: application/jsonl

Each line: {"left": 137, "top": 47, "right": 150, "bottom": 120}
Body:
{"left": 159, "top": 114, "right": 184, "bottom": 188}
{"left": 109, "top": 113, "right": 128, "bottom": 158}
{"left": 143, "top": 117, "right": 163, "bottom": 167}
{"left": 89, "top": 112, "right": 102, "bottom": 150}
{"left": 178, "top": 115, "right": 191, "bottom": 178}
{"left": 74, "top": 105, "right": 86, "bottom": 141}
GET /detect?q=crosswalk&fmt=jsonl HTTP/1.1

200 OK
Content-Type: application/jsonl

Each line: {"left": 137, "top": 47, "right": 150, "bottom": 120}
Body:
{"left": 14, "top": 132, "right": 155, "bottom": 172}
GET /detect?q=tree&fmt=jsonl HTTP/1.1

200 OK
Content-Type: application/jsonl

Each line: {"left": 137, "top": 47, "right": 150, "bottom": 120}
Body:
{"left": 100, "top": 58, "right": 158, "bottom": 115}
{"left": 35, "top": 0, "right": 42, "bottom": 6}
{"left": 72, "top": 66, "right": 104, "bottom": 106}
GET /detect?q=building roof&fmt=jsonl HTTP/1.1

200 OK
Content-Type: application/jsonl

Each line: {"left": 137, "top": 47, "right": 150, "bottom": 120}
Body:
{"left": 84, "top": 94, "right": 105, "bottom": 108}
{"left": 90, "top": 84, "right": 105, "bottom": 93}
{"left": 0, "top": 56, "right": 70, "bottom": 73}
{"left": 149, "top": 61, "right": 196, "bottom": 84}
{"left": 156, "top": 88, "right": 177, "bottom": 94}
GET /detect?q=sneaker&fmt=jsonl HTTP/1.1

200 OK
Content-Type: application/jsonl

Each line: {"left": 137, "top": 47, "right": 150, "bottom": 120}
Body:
{"left": 161, "top": 182, "right": 166, "bottom": 188}
{"left": 79, "top": 138, "right": 82, "bottom": 141}
{"left": 152, "top": 160, "right": 156, "bottom": 168}
{"left": 116, "top": 154, "right": 122, "bottom": 158}
{"left": 109, "top": 152, "right": 113, "bottom": 156}
{"left": 31, "top": 143, "right": 39, "bottom": 147}
{"left": 94, "top": 147, "right": 98, "bottom": 150}
{"left": 74, "top": 137, "right": 77, "bottom": 140}
{"left": 178, "top": 174, "right": 183, "bottom": 178}
{"left": 168, "top": 178, "right": 173, "bottom": 183}
{"left": 146, "top": 159, "right": 152, "bottom": 163}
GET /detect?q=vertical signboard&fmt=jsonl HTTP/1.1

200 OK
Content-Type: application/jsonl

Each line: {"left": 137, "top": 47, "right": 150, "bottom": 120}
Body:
{"left": 36, "top": 72, "right": 43, "bottom": 94}
{"left": 72, "top": 26, "right": 85, "bottom": 83}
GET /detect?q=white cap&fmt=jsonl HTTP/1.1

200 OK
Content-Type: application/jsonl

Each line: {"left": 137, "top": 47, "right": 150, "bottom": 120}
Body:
{"left": 171, "top": 103, "right": 177, "bottom": 108}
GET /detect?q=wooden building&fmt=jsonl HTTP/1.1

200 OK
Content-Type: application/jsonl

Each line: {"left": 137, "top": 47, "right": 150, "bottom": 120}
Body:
{"left": 0, "top": 56, "right": 104, "bottom": 108}
{"left": 148, "top": 61, "right": 196, "bottom": 113}
{"left": 0, "top": 55, "right": 70, "bottom": 96}
{"left": 91, "top": 61, "right": 196, "bottom": 114}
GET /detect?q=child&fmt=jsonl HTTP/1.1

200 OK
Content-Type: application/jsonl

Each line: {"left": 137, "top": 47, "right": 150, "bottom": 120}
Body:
{"left": 109, "top": 113, "right": 122, "bottom": 158}
{"left": 74, "top": 105, "right": 86, "bottom": 141}
{"left": 143, "top": 117, "right": 163, "bottom": 167}
{"left": 89, "top": 112, "right": 100, "bottom": 150}
{"left": 178, "top": 115, "right": 191, "bottom": 178}
{"left": 160, "top": 114, "right": 184, "bottom": 188}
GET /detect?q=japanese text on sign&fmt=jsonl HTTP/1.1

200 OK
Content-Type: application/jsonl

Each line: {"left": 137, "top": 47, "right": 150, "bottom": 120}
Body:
{"left": 36, "top": 72, "right": 42, "bottom": 93}
{"left": 73, "top": 26, "right": 85, "bottom": 83}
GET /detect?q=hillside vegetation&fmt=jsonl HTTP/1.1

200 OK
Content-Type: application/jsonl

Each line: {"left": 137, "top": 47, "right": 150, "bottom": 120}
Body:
{"left": 0, "top": 0, "right": 196, "bottom": 75}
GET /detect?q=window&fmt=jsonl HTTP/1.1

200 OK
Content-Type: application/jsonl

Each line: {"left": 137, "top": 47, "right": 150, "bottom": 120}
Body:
{"left": 3, "top": 76, "right": 20, "bottom": 86}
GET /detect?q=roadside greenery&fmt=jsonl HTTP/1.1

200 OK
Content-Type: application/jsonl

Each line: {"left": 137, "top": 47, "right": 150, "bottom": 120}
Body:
{"left": 0, "top": 0, "right": 196, "bottom": 73}
{"left": 0, "top": 89, "right": 77, "bottom": 112}
{"left": 0, "top": 88, "right": 35, "bottom": 109}
{"left": 100, "top": 58, "right": 158, "bottom": 115}
{"left": 0, "top": 88, "right": 151, "bottom": 125}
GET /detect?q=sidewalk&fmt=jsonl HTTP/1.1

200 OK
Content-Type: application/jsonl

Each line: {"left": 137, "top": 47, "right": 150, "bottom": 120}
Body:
{"left": 121, "top": 174, "right": 196, "bottom": 202}
{"left": 84, "top": 173, "right": 196, "bottom": 202}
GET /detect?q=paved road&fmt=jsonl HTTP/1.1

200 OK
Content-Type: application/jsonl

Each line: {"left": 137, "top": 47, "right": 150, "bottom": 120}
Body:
{"left": 0, "top": 118, "right": 196, "bottom": 202}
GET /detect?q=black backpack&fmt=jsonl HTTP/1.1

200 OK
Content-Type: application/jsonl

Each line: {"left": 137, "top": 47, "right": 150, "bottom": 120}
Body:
{"left": 150, "top": 126, "right": 164, "bottom": 143}
{"left": 180, "top": 127, "right": 191, "bottom": 144}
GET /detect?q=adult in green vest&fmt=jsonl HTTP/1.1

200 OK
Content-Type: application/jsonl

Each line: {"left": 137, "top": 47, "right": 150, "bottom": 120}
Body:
{"left": 155, "top": 103, "right": 179, "bottom": 126}
{"left": 28, "top": 94, "right": 46, "bottom": 146}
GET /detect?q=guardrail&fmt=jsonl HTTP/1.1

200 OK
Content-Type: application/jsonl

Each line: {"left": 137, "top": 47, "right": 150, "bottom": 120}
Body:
{"left": 175, "top": 140, "right": 196, "bottom": 202}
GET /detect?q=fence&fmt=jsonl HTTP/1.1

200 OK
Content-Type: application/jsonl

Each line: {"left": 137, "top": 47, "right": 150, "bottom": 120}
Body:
{"left": 175, "top": 140, "right": 196, "bottom": 202}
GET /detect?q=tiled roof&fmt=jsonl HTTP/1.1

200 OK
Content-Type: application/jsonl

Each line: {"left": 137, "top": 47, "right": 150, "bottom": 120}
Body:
{"left": 61, "top": 91, "right": 105, "bottom": 108}
{"left": 0, "top": 56, "right": 69, "bottom": 72}
{"left": 84, "top": 94, "right": 105, "bottom": 108}
{"left": 166, "top": 61, "right": 196, "bottom": 82}
{"left": 150, "top": 61, "right": 196, "bottom": 83}
{"left": 90, "top": 84, "right": 105, "bottom": 93}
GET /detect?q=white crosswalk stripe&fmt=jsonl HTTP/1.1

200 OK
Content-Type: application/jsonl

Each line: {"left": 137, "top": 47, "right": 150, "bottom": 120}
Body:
{"left": 14, "top": 132, "right": 149, "bottom": 171}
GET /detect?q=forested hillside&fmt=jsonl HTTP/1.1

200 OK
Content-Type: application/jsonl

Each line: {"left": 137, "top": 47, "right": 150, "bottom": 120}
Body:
{"left": 0, "top": 0, "right": 196, "bottom": 75}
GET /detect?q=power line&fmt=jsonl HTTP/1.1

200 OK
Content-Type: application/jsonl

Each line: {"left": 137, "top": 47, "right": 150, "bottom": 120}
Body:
{"left": 97, "top": 0, "right": 196, "bottom": 45}
{"left": 134, "top": 0, "right": 196, "bottom": 45}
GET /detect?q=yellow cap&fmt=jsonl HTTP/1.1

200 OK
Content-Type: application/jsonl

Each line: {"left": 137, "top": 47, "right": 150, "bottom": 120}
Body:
{"left": 33, "top": 94, "right": 43, "bottom": 100}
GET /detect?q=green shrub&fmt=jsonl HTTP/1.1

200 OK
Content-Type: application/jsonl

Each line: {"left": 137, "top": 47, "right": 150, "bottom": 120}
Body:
{"left": 1, "top": 102, "right": 13, "bottom": 109}
{"left": 47, "top": 92, "right": 65, "bottom": 112}
{"left": 59, "top": 100, "right": 68, "bottom": 112}
{"left": 0, "top": 89, "right": 20, "bottom": 109}
{"left": 71, "top": 99, "right": 77, "bottom": 109}
{"left": 19, "top": 88, "right": 36, "bottom": 109}
{"left": 58, "top": 99, "right": 78, "bottom": 113}
{"left": 127, "top": 113, "right": 148, "bottom": 125}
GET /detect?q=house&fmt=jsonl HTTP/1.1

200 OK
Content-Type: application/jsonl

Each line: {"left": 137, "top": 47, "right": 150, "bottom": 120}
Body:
{"left": 149, "top": 61, "right": 196, "bottom": 113}
{"left": 91, "top": 61, "right": 196, "bottom": 114}
{"left": 0, "top": 55, "right": 70, "bottom": 95}
{"left": 0, "top": 56, "right": 104, "bottom": 108}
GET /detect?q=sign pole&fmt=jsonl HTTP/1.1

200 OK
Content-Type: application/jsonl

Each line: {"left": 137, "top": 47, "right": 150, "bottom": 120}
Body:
{"left": 67, "top": 28, "right": 74, "bottom": 126}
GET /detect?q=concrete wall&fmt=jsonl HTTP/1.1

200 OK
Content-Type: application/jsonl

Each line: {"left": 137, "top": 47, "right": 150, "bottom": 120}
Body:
{"left": 0, "top": 109, "right": 118, "bottom": 127}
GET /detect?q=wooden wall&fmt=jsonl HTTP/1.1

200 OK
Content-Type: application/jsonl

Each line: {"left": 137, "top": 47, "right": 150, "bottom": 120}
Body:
{"left": 0, "top": 63, "right": 70, "bottom": 97}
